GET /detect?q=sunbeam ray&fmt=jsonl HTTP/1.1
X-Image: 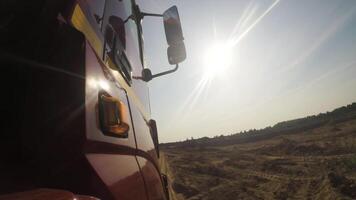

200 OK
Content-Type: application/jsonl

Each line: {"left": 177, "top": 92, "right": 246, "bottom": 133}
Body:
{"left": 231, "top": 0, "right": 281, "bottom": 47}
{"left": 229, "top": 2, "right": 257, "bottom": 39}
{"left": 172, "top": 1, "right": 282, "bottom": 120}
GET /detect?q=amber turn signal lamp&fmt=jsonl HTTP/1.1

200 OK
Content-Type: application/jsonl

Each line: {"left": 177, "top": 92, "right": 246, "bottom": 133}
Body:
{"left": 98, "top": 91, "right": 129, "bottom": 138}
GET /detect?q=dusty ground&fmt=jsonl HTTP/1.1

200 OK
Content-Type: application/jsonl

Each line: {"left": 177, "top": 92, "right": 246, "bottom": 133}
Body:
{"left": 161, "top": 119, "right": 356, "bottom": 200}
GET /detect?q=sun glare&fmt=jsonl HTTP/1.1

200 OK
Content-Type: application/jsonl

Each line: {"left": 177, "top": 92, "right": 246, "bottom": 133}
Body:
{"left": 203, "top": 41, "right": 234, "bottom": 79}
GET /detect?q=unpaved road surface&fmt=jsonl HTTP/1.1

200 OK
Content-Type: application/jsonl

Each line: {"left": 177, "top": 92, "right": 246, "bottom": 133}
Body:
{"left": 162, "top": 119, "right": 356, "bottom": 200}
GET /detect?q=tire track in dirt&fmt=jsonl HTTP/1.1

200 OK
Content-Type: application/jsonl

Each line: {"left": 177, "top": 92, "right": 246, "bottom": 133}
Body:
{"left": 242, "top": 170, "right": 321, "bottom": 181}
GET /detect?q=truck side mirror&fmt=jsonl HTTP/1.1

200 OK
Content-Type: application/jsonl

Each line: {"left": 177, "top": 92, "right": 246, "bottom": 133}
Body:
{"left": 163, "top": 6, "right": 186, "bottom": 64}
{"left": 133, "top": 5, "right": 186, "bottom": 82}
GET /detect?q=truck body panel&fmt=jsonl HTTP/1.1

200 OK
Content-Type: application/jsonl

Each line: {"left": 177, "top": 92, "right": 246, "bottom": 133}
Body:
{"left": 0, "top": 0, "right": 167, "bottom": 199}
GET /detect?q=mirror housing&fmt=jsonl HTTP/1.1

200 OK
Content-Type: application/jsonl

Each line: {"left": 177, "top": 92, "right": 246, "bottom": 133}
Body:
{"left": 163, "top": 6, "right": 186, "bottom": 64}
{"left": 163, "top": 6, "right": 184, "bottom": 46}
{"left": 168, "top": 42, "right": 186, "bottom": 65}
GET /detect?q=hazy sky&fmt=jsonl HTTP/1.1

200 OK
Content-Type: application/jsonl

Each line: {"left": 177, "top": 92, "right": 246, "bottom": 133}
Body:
{"left": 136, "top": 0, "right": 356, "bottom": 143}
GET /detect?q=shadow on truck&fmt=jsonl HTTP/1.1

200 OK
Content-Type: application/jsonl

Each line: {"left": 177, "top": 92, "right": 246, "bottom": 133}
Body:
{"left": 0, "top": 0, "right": 186, "bottom": 199}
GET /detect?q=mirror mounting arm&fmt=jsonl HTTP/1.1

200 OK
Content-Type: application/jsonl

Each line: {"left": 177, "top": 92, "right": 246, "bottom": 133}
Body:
{"left": 140, "top": 12, "right": 163, "bottom": 18}
{"left": 134, "top": 5, "right": 163, "bottom": 21}
{"left": 133, "top": 64, "right": 179, "bottom": 82}
{"left": 152, "top": 64, "right": 178, "bottom": 79}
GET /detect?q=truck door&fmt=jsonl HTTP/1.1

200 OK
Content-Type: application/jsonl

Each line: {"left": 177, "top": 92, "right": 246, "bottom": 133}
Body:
{"left": 71, "top": 0, "right": 148, "bottom": 199}
{"left": 99, "top": 0, "right": 168, "bottom": 199}
{"left": 132, "top": 107, "right": 167, "bottom": 200}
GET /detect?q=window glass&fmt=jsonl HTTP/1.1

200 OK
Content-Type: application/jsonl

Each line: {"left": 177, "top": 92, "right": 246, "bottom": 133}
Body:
{"left": 102, "top": 0, "right": 143, "bottom": 75}
{"left": 85, "top": 0, "right": 106, "bottom": 27}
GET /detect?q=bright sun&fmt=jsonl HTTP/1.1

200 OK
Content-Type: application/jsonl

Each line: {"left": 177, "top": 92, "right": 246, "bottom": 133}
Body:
{"left": 203, "top": 41, "right": 234, "bottom": 79}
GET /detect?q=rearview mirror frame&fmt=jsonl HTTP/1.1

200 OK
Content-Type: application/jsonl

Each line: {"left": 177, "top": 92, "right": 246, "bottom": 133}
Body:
{"left": 163, "top": 6, "right": 184, "bottom": 46}
{"left": 133, "top": 4, "right": 186, "bottom": 82}
{"left": 163, "top": 6, "right": 186, "bottom": 65}
{"left": 167, "top": 42, "right": 186, "bottom": 65}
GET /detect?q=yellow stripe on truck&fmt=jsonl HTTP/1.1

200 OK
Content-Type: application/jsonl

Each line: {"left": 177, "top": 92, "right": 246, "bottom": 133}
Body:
{"left": 71, "top": 5, "right": 103, "bottom": 56}
{"left": 71, "top": 4, "right": 150, "bottom": 121}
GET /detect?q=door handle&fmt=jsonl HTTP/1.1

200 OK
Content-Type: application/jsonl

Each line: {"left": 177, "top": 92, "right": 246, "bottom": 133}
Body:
{"left": 148, "top": 119, "right": 159, "bottom": 157}
{"left": 161, "top": 174, "right": 170, "bottom": 200}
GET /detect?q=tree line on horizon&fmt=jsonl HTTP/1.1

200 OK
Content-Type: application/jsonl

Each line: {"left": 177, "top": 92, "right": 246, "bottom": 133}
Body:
{"left": 162, "top": 102, "right": 356, "bottom": 147}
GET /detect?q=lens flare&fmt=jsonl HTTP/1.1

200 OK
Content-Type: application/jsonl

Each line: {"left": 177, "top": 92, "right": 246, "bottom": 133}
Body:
{"left": 87, "top": 78, "right": 110, "bottom": 90}
{"left": 203, "top": 41, "right": 234, "bottom": 79}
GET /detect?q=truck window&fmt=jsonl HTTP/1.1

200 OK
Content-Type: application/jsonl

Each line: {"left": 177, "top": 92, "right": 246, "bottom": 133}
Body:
{"left": 85, "top": 0, "right": 106, "bottom": 27}
{"left": 102, "top": 0, "right": 143, "bottom": 78}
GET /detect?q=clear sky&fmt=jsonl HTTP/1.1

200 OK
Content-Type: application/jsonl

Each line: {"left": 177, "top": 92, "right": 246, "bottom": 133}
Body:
{"left": 136, "top": 0, "right": 356, "bottom": 143}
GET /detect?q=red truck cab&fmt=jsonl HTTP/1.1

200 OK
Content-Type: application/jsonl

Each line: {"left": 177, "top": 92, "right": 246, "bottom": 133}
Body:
{"left": 0, "top": 0, "right": 186, "bottom": 199}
